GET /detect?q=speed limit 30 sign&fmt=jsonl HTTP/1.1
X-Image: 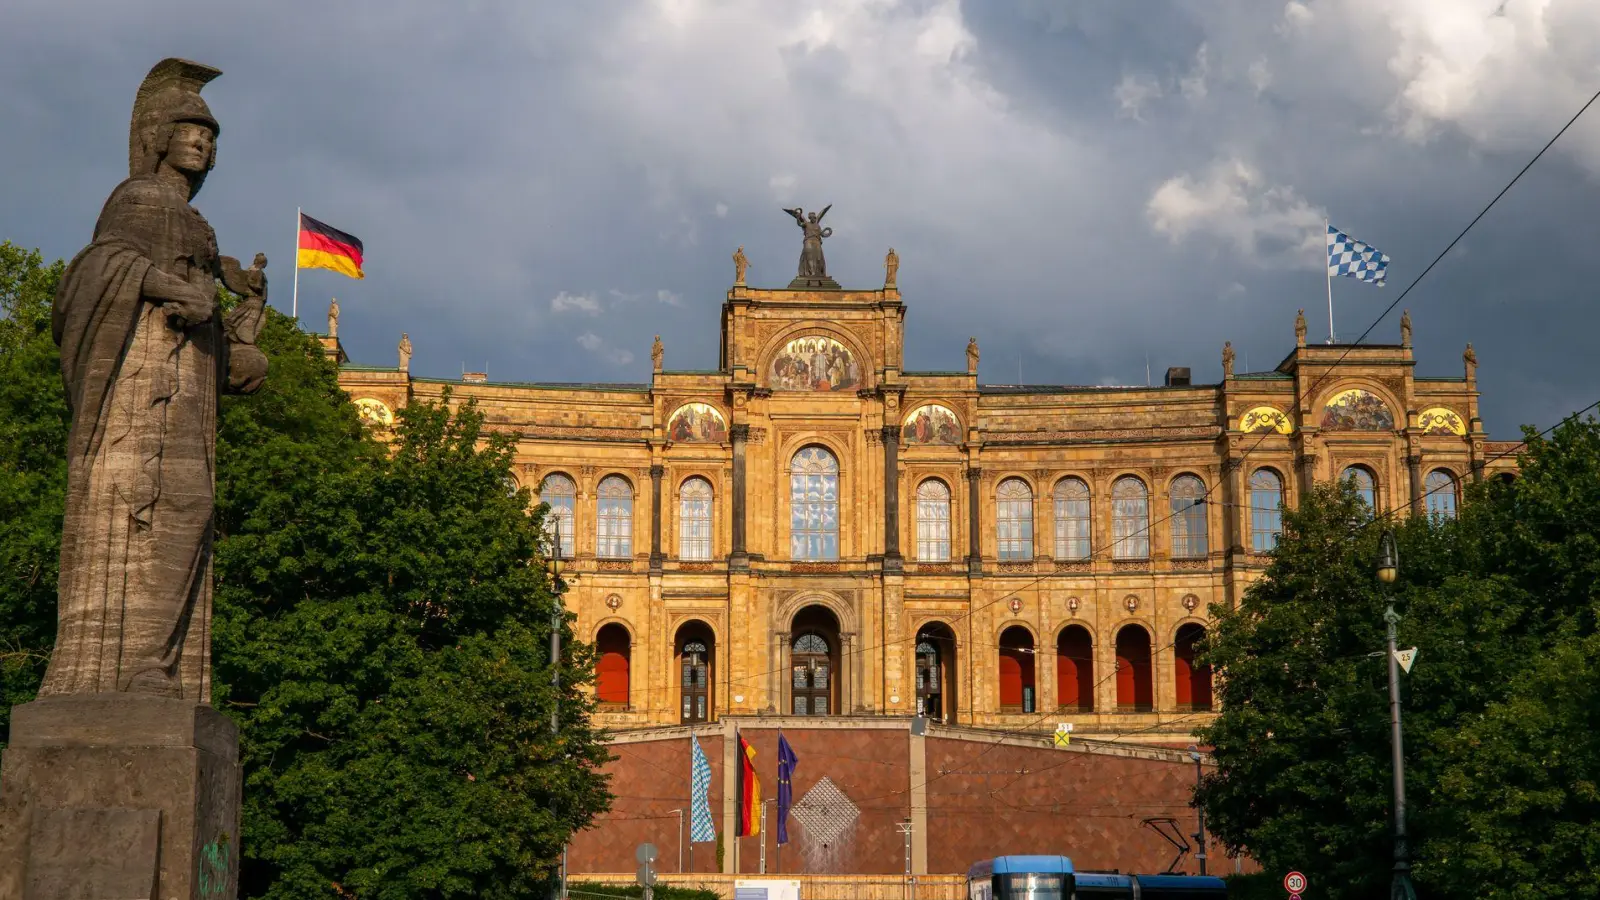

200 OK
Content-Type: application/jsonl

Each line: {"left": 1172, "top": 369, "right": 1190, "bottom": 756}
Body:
{"left": 1284, "top": 871, "right": 1307, "bottom": 895}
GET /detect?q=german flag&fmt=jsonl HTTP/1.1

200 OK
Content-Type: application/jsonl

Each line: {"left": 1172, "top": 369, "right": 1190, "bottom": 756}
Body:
{"left": 297, "top": 213, "right": 364, "bottom": 279}
{"left": 735, "top": 732, "right": 760, "bottom": 837}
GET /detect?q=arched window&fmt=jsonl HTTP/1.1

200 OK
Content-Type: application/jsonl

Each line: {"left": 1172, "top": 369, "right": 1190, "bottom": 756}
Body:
{"left": 1056, "top": 625, "right": 1094, "bottom": 712}
{"left": 1115, "top": 625, "right": 1154, "bottom": 712}
{"left": 915, "top": 624, "right": 957, "bottom": 722}
{"left": 678, "top": 477, "right": 714, "bottom": 561}
{"left": 915, "top": 479, "right": 952, "bottom": 562}
{"left": 1425, "top": 469, "right": 1458, "bottom": 519}
{"left": 596, "top": 475, "right": 634, "bottom": 559}
{"left": 1112, "top": 476, "right": 1150, "bottom": 559}
{"left": 1053, "top": 477, "right": 1091, "bottom": 560}
{"left": 538, "top": 473, "right": 576, "bottom": 557}
{"left": 1174, "top": 623, "right": 1212, "bottom": 711}
{"left": 678, "top": 632, "right": 712, "bottom": 724}
{"left": 791, "top": 632, "right": 833, "bottom": 716}
{"left": 595, "top": 624, "right": 631, "bottom": 708}
{"left": 1169, "top": 475, "right": 1208, "bottom": 559}
{"left": 1342, "top": 466, "right": 1377, "bottom": 512}
{"left": 790, "top": 447, "right": 840, "bottom": 560}
{"left": 1250, "top": 469, "right": 1284, "bottom": 552}
{"left": 998, "top": 626, "right": 1036, "bottom": 713}
{"left": 996, "top": 478, "right": 1034, "bottom": 560}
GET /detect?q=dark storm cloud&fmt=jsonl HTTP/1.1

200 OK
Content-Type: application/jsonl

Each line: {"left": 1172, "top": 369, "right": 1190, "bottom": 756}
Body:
{"left": 3, "top": 0, "right": 1598, "bottom": 437}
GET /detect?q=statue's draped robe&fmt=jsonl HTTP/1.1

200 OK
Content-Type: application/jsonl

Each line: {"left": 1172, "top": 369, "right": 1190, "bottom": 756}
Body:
{"left": 799, "top": 221, "right": 827, "bottom": 277}
{"left": 43, "top": 174, "right": 226, "bottom": 700}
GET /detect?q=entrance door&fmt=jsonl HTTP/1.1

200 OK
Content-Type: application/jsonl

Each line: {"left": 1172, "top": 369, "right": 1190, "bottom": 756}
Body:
{"left": 791, "top": 632, "right": 832, "bottom": 716}
{"left": 681, "top": 640, "right": 710, "bottom": 724}
{"left": 915, "top": 641, "right": 942, "bottom": 721}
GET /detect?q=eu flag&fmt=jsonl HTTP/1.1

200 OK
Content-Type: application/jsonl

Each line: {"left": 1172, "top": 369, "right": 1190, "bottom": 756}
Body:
{"left": 776, "top": 732, "right": 799, "bottom": 845}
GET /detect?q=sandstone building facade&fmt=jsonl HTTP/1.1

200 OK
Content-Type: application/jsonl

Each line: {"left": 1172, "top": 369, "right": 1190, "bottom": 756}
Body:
{"left": 333, "top": 258, "right": 1511, "bottom": 743}
{"left": 328, "top": 251, "right": 1514, "bottom": 875}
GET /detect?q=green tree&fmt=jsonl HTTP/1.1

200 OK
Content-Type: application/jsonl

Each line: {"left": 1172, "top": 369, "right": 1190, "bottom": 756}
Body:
{"left": 1199, "top": 418, "right": 1600, "bottom": 898}
{"left": 214, "top": 321, "right": 612, "bottom": 899}
{"left": 0, "top": 242, "right": 67, "bottom": 746}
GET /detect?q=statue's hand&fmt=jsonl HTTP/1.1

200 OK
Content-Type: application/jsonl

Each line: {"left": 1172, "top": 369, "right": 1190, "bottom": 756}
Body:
{"left": 166, "top": 282, "right": 216, "bottom": 326}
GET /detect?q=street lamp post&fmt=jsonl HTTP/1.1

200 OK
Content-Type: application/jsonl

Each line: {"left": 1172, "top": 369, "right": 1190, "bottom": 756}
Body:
{"left": 1376, "top": 530, "right": 1416, "bottom": 900}
{"left": 1187, "top": 745, "right": 1208, "bottom": 876}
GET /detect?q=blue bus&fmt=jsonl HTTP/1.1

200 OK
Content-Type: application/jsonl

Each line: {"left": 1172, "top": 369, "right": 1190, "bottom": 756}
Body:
{"left": 967, "top": 857, "right": 1227, "bottom": 900}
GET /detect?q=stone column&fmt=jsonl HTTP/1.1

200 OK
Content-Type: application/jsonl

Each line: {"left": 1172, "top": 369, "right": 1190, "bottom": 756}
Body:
{"left": 966, "top": 468, "right": 983, "bottom": 575}
{"left": 1407, "top": 454, "right": 1424, "bottom": 515}
{"left": 1226, "top": 460, "right": 1245, "bottom": 552}
{"left": 882, "top": 425, "right": 902, "bottom": 570}
{"left": 649, "top": 464, "right": 665, "bottom": 573}
{"left": 730, "top": 425, "right": 749, "bottom": 570}
{"left": 1297, "top": 452, "right": 1317, "bottom": 498}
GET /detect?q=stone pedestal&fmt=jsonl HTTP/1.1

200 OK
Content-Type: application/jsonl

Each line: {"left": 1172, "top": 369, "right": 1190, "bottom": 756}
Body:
{"left": 0, "top": 695, "right": 241, "bottom": 900}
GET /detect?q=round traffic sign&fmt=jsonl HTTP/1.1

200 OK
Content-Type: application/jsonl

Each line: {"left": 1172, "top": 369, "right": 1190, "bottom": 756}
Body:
{"left": 636, "top": 842, "right": 658, "bottom": 864}
{"left": 1284, "top": 872, "right": 1307, "bottom": 894}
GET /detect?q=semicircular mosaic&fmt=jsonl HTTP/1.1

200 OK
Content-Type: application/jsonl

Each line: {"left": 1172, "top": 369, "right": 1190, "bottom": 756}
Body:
{"left": 1322, "top": 388, "right": 1394, "bottom": 431}
{"left": 1238, "top": 406, "right": 1293, "bottom": 435}
{"left": 1417, "top": 406, "right": 1466, "bottom": 436}
{"left": 901, "top": 404, "right": 961, "bottom": 444}
{"left": 769, "top": 336, "right": 861, "bottom": 392}
{"left": 667, "top": 402, "right": 728, "bottom": 443}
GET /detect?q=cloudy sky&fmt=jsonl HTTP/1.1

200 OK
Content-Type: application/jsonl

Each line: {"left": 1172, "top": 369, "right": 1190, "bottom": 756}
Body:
{"left": 5, "top": 0, "right": 1599, "bottom": 437}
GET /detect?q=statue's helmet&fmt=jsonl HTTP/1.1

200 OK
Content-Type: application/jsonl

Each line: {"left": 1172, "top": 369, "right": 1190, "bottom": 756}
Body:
{"left": 128, "top": 58, "right": 222, "bottom": 177}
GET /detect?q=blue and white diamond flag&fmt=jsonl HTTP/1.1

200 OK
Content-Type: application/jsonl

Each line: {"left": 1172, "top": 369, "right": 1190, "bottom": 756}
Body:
{"left": 1327, "top": 224, "right": 1390, "bottom": 286}
{"left": 689, "top": 735, "right": 716, "bottom": 843}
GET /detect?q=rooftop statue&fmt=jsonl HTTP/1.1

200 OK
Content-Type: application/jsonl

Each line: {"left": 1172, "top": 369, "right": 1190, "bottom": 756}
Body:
{"left": 43, "top": 58, "right": 268, "bottom": 701}
{"left": 783, "top": 204, "right": 833, "bottom": 280}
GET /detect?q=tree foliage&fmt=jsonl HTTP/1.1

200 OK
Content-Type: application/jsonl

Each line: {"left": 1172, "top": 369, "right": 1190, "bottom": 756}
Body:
{"left": 1198, "top": 421, "right": 1600, "bottom": 899}
{"left": 0, "top": 241, "right": 67, "bottom": 746}
{"left": 0, "top": 243, "right": 611, "bottom": 898}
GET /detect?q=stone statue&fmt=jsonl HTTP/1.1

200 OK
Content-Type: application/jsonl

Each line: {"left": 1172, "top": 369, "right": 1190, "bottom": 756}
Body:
{"left": 398, "top": 332, "right": 412, "bottom": 372}
{"left": 967, "top": 337, "right": 980, "bottom": 374}
{"left": 733, "top": 246, "right": 749, "bottom": 286}
{"left": 1464, "top": 342, "right": 1477, "bottom": 381}
{"left": 1400, "top": 309, "right": 1412, "bottom": 348}
{"left": 651, "top": 334, "right": 663, "bottom": 373}
{"left": 1295, "top": 309, "right": 1307, "bottom": 348}
{"left": 884, "top": 248, "right": 899, "bottom": 288}
{"left": 783, "top": 205, "right": 833, "bottom": 278}
{"left": 42, "top": 58, "right": 267, "bottom": 701}
{"left": 328, "top": 296, "right": 339, "bottom": 338}
{"left": 1222, "top": 341, "right": 1235, "bottom": 379}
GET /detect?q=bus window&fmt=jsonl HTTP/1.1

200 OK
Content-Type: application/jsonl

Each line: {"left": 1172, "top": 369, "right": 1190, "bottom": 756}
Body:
{"left": 1133, "top": 874, "right": 1228, "bottom": 899}
{"left": 1000, "top": 873, "right": 1065, "bottom": 900}
{"left": 1072, "top": 873, "right": 1135, "bottom": 897}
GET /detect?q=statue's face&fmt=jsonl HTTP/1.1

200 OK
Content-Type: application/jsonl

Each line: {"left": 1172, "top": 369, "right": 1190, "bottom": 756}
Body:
{"left": 164, "top": 121, "right": 215, "bottom": 175}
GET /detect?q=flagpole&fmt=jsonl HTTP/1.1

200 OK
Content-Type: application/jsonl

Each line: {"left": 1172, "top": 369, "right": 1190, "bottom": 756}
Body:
{"left": 292, "top": 207, "right": 301, "bottom": 321}
{"left": 1325, "top": 217, "right": 1335, "bottom": 343}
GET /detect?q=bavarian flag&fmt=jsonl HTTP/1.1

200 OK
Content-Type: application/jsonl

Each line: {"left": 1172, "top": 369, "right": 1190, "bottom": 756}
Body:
{"left": 297, "top": 213, "right": 365, "bottom": 279}
{"left": 735, "top": 732, "right": 760, "bottom": 837}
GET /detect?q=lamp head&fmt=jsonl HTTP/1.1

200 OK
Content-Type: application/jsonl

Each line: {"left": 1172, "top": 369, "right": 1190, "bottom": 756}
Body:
{"left": 1376, "top": 530, "right": 1398, "bottom": 584}
{"left": 547, "top": 532, "right": 565, "bottom": 579}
